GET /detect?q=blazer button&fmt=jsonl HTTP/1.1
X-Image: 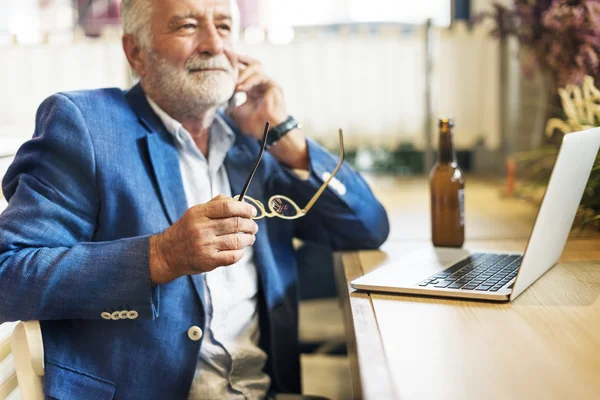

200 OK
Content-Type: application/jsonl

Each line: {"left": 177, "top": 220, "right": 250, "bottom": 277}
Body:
{"left": 127, "top": 311, "right": 139, "bottom": 319}
{"left": 111, "top": 311, "right": 121, "bottom": 320}
{"left": 101, "top": 312, "right": 112, "bottom": 320}
{"left": 119, "top": 311, "right": 129, "bottom": 319}
{"left": 187, "top": 326, "right": 203, "bottom": 341}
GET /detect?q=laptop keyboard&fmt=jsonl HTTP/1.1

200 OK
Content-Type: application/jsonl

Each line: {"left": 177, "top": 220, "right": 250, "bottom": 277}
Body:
{"left": 418, "top": 253, "right": 522, "bottom": 292}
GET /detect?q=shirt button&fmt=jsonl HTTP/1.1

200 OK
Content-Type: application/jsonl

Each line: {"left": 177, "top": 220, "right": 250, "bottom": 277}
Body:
{"left": 187, "top": 326, "right": 203, "bottom": 341}
{"left": 119, "top": 311, "right": 129, "bottom": 319}
{"left": 111, "top": 311, "right": 121, "bottom": 320}
{"left": 127, "top": 310, "right": 139, "bottom": 320}
{"left": 101, "top": 312, "right": 112, "bottom": 320}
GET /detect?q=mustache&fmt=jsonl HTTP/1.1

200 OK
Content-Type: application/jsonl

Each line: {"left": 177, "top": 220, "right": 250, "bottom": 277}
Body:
{"left": 185, "top": 55, "right": 233, "bottom": 72}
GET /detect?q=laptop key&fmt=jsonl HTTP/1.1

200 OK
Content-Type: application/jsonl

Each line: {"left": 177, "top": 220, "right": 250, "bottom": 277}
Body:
{"left": 449, "top": 283, "right": 465, "bottom": 289}
{"left": 434, "top": 281, "right": 453, "bottom": 288}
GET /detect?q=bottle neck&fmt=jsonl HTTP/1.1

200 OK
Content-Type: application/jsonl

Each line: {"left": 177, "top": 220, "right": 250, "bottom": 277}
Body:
{"left": 438, "top": 130, "right": 457, "bottom": 164}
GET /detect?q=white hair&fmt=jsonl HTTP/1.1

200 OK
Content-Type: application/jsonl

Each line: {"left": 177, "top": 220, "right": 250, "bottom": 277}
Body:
{"left": 121, "top": 0, "right": 240, "bottom": 49}
{"left": 120, "top": 0, "right": 153, "bottom": 49}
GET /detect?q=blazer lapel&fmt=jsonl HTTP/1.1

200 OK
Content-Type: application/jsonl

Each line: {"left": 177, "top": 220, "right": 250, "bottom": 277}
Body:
{"left": 145, "top": 134, "right": 188, "bottom": 225}
{"left": 126, "top": 84, "right": 188, "bottom": 225}
{"left": 126, "top": 85, "right": 205, "bottom": 305}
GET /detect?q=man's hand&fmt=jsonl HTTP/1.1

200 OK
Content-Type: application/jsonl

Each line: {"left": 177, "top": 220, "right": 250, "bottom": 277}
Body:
{"left": 228, "top": 51, "right": 309, "bottom": 170}
{"left": 149, "top": 195, "right": 258, "bottom": 285}
{"left": 229, "top": 52, "right": 288, "bottom": 138}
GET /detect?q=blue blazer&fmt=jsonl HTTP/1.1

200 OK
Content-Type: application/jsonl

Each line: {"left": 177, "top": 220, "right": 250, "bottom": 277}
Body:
{"left": 0, "top": 84, "right": 389, "bottom": 399}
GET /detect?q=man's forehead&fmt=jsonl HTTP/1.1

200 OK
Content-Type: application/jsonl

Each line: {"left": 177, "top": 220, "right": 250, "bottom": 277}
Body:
{"left": 154, "top": 0, "right": 232, "bottom": 16}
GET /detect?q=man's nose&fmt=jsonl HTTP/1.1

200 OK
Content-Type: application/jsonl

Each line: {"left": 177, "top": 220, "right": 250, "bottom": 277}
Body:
{"left": 196, "top": 25, "right": 224, "bottom": 56}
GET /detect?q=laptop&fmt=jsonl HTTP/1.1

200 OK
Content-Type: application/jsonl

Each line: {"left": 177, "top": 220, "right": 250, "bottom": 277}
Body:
{"left": 351, "top": 127, "right": 600, "bottom": 302}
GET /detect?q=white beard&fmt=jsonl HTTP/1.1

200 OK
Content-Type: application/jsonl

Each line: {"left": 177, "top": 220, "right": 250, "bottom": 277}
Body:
{"left": 144, "top": 52, "right": 236, "bottom": 119}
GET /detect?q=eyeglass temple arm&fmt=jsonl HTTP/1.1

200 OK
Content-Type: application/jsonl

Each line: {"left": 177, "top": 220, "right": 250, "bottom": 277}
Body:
{"left": 302, "top": 128, "right": 345, "bottom": 214}
{"left": 238, "top": 122, "right": 270, "bottom": 202}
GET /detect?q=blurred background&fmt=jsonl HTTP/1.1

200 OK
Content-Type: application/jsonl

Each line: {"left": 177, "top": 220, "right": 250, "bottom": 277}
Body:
{"left": 3, "top": 0, "right": 599, "bottom": 179}
{"left": 6, "top": 0, "right": 600, "bottom": 245}
{"left": 0, "top": 0, "right": 524, "bottom": 177}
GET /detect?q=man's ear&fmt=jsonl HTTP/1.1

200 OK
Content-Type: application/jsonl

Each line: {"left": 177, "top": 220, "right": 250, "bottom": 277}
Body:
{"left": 122, "top": 34, "right": 146, "bottom": 77}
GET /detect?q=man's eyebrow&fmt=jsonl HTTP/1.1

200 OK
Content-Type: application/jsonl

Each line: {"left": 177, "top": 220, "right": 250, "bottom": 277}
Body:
{"left": 214, "top": 13, "right": 232, "bottom": 22}
{"left": 167, "top": 14, "right": 196, "bottom": 29}
{"left": 167, "top": 13, "right": 231, "bottom": 28}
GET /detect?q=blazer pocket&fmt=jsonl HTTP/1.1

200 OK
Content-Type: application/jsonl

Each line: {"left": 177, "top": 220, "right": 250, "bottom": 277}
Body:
{"left": 44, "top": 360, "right": 116, "bottom": 400}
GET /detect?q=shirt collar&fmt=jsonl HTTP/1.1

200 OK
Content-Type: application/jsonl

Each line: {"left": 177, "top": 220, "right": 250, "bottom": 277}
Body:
{"left": 146, "top": 95, "right": 235, "bottom": 169}
{"left": 146, "top": 96, "right": 183, "bottom": 139}
{"left": 146, "top": 95, "right": 234, "bottom": 138}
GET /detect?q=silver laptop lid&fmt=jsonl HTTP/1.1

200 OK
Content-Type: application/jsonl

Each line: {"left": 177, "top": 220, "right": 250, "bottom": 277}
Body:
{"left": 511, "top": 127, "right": 600, "bottom": 300}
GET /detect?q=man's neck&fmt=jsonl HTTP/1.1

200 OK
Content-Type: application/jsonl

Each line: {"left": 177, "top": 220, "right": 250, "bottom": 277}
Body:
{"left": 143, "top": 85, "right": 218, "bottom": 157}
{"left": 178, "top": 111, "right": 216, "bottom": 157}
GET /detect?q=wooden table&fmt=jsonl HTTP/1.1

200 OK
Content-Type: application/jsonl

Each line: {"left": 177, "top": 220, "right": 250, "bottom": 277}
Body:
{"left": 335, "top": 177, "right": 600, "bottom": 400}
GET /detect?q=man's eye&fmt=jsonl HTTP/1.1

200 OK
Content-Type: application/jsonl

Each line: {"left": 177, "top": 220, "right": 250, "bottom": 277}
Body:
{"left": 179, "top": 24, "right": 197, "bottom": 30}
{"left": 217, "top": 24, "right": 231, "bottom": 32}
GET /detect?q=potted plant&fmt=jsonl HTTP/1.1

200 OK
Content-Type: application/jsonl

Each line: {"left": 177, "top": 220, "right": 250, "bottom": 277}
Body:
{"left": 480, "top": 1, "right": 600, "bottom": 229}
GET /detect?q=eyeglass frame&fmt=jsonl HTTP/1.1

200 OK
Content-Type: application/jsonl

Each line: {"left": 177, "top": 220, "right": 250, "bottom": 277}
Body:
{"left": 236, "top": 122, "right": 345, "bottom": 220}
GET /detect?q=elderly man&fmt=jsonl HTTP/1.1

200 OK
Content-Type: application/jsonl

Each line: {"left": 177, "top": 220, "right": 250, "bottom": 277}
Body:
{"left": 0, "top": 0, "right": 389, "bottom": 398}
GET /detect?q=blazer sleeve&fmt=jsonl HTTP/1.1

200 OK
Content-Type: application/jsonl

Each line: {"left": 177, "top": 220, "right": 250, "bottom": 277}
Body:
{"left": 281, "top": 139, "right": 390, "bottom": 250}
{"left": 0, "top": 94, "right": 159, "bottom": 323}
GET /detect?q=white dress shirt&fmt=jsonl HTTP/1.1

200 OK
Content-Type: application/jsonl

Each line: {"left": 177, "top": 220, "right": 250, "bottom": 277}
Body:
{"left": 147, "top": 97, "right": 271, "bottom": 400}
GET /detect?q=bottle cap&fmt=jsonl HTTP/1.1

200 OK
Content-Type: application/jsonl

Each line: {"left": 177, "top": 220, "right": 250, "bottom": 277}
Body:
{"left": 438, "top": 117, "right": 455, "bottom": 128}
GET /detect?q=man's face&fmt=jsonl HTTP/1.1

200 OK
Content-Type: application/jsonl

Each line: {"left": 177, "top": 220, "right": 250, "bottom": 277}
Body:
{"left": 142, "top": 0, "right": 238, "bottom": 114}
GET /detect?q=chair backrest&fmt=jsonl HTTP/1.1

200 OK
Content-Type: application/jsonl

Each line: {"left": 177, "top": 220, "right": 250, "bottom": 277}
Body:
{"left": 0, "top": 322, "right": 19, "bottom": 399}
{"left": 0, "top": 321, "right": 45, "bottom": 400}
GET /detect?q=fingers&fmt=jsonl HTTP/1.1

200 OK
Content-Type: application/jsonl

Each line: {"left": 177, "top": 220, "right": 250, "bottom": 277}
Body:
{"left": 213, "top": 217, "right": 259, "bottom": 235}
{"left": 217, "top": 233, "right": 256, "bottom": 251}
{"left": 236, "top": 53, "right": 259, "bottom": 67}
{"left": 213, "top": 249, "right": 246, "bottom": 266}
{"left": 234, "top": 54, "right": 267, "bottom": 92}
{"left": 237, "top": 73, "right": 269, "bottom": 93}
{"left": 237, "top": 61, "right": 262, "bottom": 80}
{"left": 237, "top": 68, "right": 268, "bottom": 92}
{"left": 200, "top": 198, "right": 256, "bottom": 219}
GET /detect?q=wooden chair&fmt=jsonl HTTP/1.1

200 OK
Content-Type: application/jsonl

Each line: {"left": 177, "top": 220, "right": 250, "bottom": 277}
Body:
{"left": 0, "top": 321, "right": 44, "bottom": 400}
{"left": 0, "top": 322, "right": 19, "bottom": 399}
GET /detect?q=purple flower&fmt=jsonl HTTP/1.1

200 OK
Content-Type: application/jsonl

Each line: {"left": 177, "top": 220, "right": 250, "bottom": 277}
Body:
{"left": 482, "top": 0, "right": 600, "bottom": 86}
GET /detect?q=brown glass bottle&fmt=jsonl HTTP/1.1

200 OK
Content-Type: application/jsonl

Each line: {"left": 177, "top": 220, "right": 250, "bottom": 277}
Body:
{"left": 430, "top": 118, "right": 465, "bottom": 247}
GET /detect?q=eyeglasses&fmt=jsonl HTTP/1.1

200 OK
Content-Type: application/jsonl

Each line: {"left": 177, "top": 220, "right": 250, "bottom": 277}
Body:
{"left": 235, "top": 122, "right": 345, "bottom": 220}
